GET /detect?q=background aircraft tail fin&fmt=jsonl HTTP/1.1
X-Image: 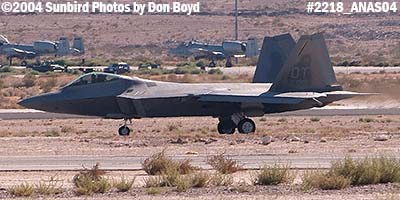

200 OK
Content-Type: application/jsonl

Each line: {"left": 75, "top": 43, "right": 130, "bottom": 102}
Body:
{"left": 270, "top": 33, "right": 338, "bottom": 92}
{"left": 0, "top": 35, "right": 10, "bottom": 44}
{"left": 56, "top": 37, "right": 70, "bottom": 56}
{"left": 252, "top": 33, "right": 295, "bottom": 83}
{"left": 72, "top": 37, "right": 85, "bottom": 54}
{"left": 245, "top": 37, "right": 258, "bottom": 58}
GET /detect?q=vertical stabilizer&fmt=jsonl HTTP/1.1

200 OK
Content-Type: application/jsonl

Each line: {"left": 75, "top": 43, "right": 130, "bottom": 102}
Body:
{"left": 252, "top": 33, "right": 295, "bottom": 83}
{"left": 56, "top": 37, "right": 70, "bottom": 56}
{"left": 0, "top": 35, "right": 10, "bottom": 44}
{"left": 270, "top": 33, "right": 337, "bottom": 92}
{"left": 72, "top": 37, "right": 85, "bottom": 54}
{"left": 245, "top": 37, "right": 258, "bottom": 58}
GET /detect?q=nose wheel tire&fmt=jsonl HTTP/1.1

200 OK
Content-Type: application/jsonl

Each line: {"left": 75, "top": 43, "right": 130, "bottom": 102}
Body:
{"left": 118, "top": 126, "right": 131, "bottom": 136}
{"left": 217, "top": 120, "right": 236, "bottom": 135}
{"left": 238, "top": 118, "right": 256, "bottom": 134}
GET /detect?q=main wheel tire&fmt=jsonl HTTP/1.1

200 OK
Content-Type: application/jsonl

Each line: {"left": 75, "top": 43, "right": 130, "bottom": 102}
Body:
{"left": 217, "top": 120, "right": 236, "bottom": 135}
{"left": 209, "top": 62, "right": 216, "bottom": 68}
{"left": 238, "top": 118, "right": 256, "bottom": 134}
{"left": 225, "top": 61, "right": 233, "bottom": 68}
{"left": 118, "top": 126, "right": 131, "bottom": 136}
{"left": 21, "top": 61, "right": 28, "bottom": 66}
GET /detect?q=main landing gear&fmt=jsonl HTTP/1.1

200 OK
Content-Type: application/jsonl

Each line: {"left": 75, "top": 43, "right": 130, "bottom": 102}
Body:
{"left": 217, "top": 114, "right": 256, "bottom": 135}
{"left": 118, "top": 118, "right": 131, "bottom": 136}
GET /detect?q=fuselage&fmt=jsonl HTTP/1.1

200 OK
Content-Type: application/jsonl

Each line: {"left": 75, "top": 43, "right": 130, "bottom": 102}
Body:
{"left": 18, "top": 73, "right": 344, "bottom": 119}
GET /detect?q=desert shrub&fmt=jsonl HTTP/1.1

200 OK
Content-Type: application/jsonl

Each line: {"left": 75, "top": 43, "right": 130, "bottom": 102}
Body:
{"left": 0, "top": 66, "right": 12, "bottom": 73}
{"left": 207, "top": 153, "right": 242, "bottom": 174}
{"left": 143, "top": 164, "right": 181, "bottom": 188}
{"left": 208, "top": 173, "right": 234, "bottom": 186}
{"left": 144, "top": 169, "right": 209, "bottom": 191}
{"left": 278, "top": 118, "right": 287, "bottom": 122}
{"left": 144, "top": 176, "right": 164, "bottom": 188}
{"left": 39, "top": 78, "right": 57, "bottom": 92}
{"left": 35, "top": 176, "right": 63, "bottom": 195}
{"left": 173, "top": 66, "right": 201, "bottom": 75}
{"left": 189, "top": 172, "right": 210, "bottom": 188}
{"left": 113, "top": 177, "right": 135, "bottom": 192}
{"left": 178, "top": 159, "right": 197, "bottom": 174}
{"left": 142, "top": 150, "right": 175, "bottom": 175}
{"left": 208, "top": 68, "right": 223, "bottom": 75}
{"left": 145, "top": 187, "right": 165, "bottom": 195}
{"left": 302, "top": 171, "right": 350, "bottom": 190}
{"left": 310, "top": 117, "right": 320, "bottom": 122}
{"left": 195, "top": 60, "right": 206, "bottom": 68}
{"left": 9, "top": 183, "right": 34, "bottom": 197}
{"left": 142, "top": 150, "right": 196, "bottom": 175}
{"left": 359, "top": 118, "right": 374, "bottom": 123}
{"left": 330, "top": 156, "right": 400, "bottom": 185}
{"left": 253, "top": 164, "right": 294, "bottom": 185}
{"left": 44, "top": 130, "right": 60, "bottom": 137}
{"left": 175, "top": 176, "right": 191, "bottom": 192}
{"left": 60, "top": 126, "right": 75, "bottom": 133}
{"left": 234, "top": 180, "right": 251, "bottom": 193}
{"left": 22, "top": 74, "right": 36, "bottom": 87}
{"left": 73, "top": 163, "right": 111, "bottom": 195}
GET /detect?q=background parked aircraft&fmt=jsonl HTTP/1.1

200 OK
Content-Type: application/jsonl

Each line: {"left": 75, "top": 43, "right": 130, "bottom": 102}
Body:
{"left": 168, "top": 38, "right": 258, "bottom": 67}
{"left": 0, "top": 35, "right": 85, "bottom": 66}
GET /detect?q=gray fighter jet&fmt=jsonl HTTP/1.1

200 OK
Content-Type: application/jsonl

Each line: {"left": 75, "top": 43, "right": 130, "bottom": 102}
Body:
{"left": 19, "top": 33, "right": 366, "bottom": 136}
{"left": 0, "top": 35, "right": 84, "bottom": 66}
{"left": 168, "top": 38, "right": 258, "bottom": 67}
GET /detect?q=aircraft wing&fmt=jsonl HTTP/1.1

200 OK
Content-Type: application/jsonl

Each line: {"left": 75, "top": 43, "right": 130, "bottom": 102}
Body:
{"left": 4, "top": 47, "right": 36, "bottom": 57}
{"left": 191, "top": 48, "right": 225, "bottom": 57}
{"left": 197, "top": 92, "right": 327, "bottom": 104}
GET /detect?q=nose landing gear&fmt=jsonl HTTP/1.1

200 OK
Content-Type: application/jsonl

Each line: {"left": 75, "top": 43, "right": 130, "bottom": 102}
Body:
{"left": 118, "top": 118, "right": 132, "bottom": 136}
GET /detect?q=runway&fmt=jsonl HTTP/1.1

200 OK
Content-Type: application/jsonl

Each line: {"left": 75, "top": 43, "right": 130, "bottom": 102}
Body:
{"left": 1, "top": 108, "right": 400, "bottom": 120}
{"left": 0, "top": 153, "right": 398, "bottom": 171}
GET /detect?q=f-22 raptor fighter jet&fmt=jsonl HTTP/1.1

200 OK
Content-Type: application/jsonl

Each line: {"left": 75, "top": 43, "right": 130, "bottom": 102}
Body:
{"left": 19, "top": 33, "right": 366, "bottom": 136}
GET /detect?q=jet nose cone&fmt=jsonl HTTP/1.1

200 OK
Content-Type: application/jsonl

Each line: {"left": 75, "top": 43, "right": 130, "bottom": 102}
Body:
{"left": 18, "top": 96, "right": 42, "bottom": 110}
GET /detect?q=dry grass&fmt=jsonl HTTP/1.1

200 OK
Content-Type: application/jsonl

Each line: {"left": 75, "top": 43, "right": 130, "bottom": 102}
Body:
{"left": 73, "top": 163, "right": 111, "bottom": 195}
{"left": 142, "top": 150, "right": 196, "bottom": 175}
{"left": 35, "top": 176, "right": 63, "bottom": 196}
{"left": 9, "top": 183, "right": 34, "bottom": 197}
{"left": 302, "top": 171, "right": 350, "bottom": 190}
{"left": 188, "top": 172, "right": 211, "bottom": 188}
{"left": 330, "top": 156, "right": 400, "bottom": 186}
{"left": 208, "top": 173, "right": 234, "bottom": 186}
{"left": 253, "top": 164, "right": 294, "bottom": 185}
{"left": 113, "top": 177, "right": 135, "bottom": 192}
{"left": 145, "top": 187, "right": 167, "bottom": 195}
{"left": 207, "top": 153, "right": 242, "bottom": 174}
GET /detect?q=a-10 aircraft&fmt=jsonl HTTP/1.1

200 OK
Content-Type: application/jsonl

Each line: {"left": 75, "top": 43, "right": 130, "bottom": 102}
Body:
{"left": 19, "top": 33, "right": 368, "bottom": 136}
{"left": 168, "top": 38, "right": 258, "bottom": 68}
{"left": 0, "top": 35, "right": 85, "bottom": 66}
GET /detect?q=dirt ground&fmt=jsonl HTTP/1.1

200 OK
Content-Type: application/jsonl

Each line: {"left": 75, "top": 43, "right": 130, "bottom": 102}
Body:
{"left": 0, "top": 115, "right": 400, "bottom": 199}
{"left": 0, "top": 115, "right": 400, "bottom": 156}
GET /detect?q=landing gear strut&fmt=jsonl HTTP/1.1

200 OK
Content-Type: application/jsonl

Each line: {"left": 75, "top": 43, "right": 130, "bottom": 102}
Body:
{"left": 118, "top": 118, "right": 131, "bottom": 136}
{"left": 217, "top": 114, "right": 256, "bottom": 135}
{"left": 225, "top": 57, "right": 233, "bottom": 68}
{"left": 20, "top": 60, "right": 27, "bottom": 66}
{"left": 208, "top": 60, "right": 216, "bottom": 68}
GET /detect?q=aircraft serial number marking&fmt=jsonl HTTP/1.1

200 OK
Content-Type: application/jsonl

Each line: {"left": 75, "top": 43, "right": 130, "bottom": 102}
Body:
{"left": 306, "top": 1, "right": 397, "bottom": 14}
